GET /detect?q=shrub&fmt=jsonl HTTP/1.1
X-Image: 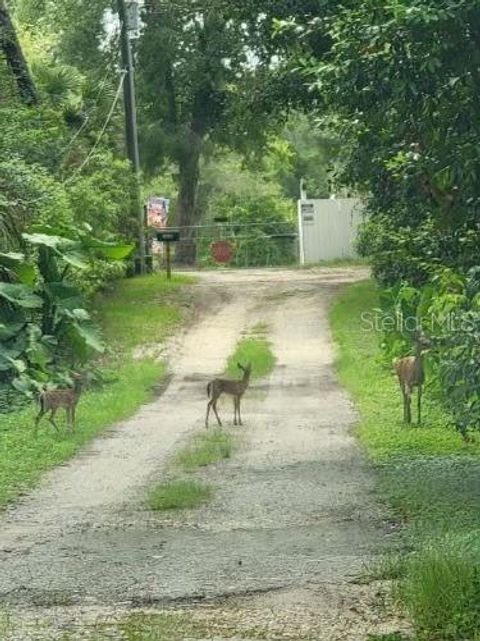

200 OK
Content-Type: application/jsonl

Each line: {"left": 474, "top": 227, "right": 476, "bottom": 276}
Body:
{"left": 401, "top": 538, "right": 480, "bottom": 640}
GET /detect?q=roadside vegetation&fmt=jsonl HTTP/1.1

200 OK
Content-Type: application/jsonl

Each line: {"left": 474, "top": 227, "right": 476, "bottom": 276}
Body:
{"left": 0, "top": 273, "right": 193, "bottom": 509}
{"left": 331, "top": 281, "right": 480, "bottom": 641}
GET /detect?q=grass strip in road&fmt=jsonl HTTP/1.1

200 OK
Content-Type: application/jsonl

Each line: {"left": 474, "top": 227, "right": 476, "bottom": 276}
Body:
{"left": 175, "top": 430, "right": 235, "bottom": 471}
{"left": 0, "top": 273, "right": 194, "bottom": 509}
{"left": 330, "top": 280, "right": 480, "bottom": 641}
{"left": 227, "top": 323, "right": 275, "bottom": 379}
{"left": 147, "top": 480, "right": 212, "bottom": 511}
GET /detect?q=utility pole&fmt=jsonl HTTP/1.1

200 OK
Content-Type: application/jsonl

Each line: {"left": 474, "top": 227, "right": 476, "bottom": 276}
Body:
{"left": 117, "top": 0, "right": 146, "bottom": 273}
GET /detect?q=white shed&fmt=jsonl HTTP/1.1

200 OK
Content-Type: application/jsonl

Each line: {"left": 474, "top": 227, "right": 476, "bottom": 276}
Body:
{"left": 297, "top": 198, "right": 363, "bottom": 264}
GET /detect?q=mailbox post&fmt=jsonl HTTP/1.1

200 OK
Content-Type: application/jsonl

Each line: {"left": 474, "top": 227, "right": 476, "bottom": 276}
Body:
{"left": 156, "top": 229, "right": 180, "bottom": 280}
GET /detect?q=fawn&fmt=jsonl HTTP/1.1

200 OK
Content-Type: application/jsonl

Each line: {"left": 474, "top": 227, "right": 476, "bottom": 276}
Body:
{"left": 206, "top": 362, "right": 252, "bottom": 428}
{"left": 35, "top": 373, "right": 84, "bottom": 435}
{"left": 394, "top": 332, "right": 431, "bottom": 424}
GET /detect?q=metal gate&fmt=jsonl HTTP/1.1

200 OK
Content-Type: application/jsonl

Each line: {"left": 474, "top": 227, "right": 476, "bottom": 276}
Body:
{"left": 147, "top": 221, "right": 299, "bottom": 268}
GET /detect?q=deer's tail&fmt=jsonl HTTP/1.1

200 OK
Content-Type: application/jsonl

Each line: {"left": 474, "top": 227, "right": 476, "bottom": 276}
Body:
{"left": 207, "top": 382, "right": 212, "bottom": 398}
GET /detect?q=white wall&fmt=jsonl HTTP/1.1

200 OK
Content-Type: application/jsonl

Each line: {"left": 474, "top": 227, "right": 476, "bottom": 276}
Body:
{"left": 298, "top": 198, "right": 363, "bottom": 264}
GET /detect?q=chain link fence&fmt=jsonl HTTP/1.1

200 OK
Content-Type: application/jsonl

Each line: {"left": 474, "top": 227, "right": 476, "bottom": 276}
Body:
{"left": 146, "top": 221, "right": 299, "bottom": 269}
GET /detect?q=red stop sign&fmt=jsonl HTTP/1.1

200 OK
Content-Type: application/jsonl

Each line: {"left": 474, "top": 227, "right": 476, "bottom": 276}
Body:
{"left": 211, "top": 240, "right": 234, "bottom": 264}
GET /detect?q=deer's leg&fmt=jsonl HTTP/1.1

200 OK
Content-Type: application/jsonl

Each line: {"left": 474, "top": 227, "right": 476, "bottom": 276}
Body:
{"left": 405, "top": 387, "right": 412, "bottom": 424}
{"left": 399, "top": 381, "right": 407, "bottom": 422}
{"left": 48, "top": 408, "right": 60, "bottom": 433}
{"left": 71, "top": 403, "right": 78, "bottom": 432}
{"left": 34, "top": 407, "right": 45, "bottom": 436}
{"left": 67, "top": 406, "right": 76, "bottom": 433}
{"left": 237, "top": 397, "right": 243, "bottom": 426}
{"left": 233, "top": 397, "right": 238, "bottom": 426}
{"left": 212, "top": 398, "right": 222, "bottom": 427}
{"left": 206, "top": 399, "right": 213, "bottom": 428}
{"left": 417, "top": 385, "right": 422, "bottom": 425}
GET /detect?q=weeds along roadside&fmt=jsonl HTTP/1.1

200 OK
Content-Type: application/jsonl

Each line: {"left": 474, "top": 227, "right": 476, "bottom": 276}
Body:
{"left": 147, "top": 323, "right": 275, "bottom": 512}
{"left": 330, "top": 280, "right": 480, "bottom": 641}
{"left": 0, "top": 273, "right": 195, "bottom": 509}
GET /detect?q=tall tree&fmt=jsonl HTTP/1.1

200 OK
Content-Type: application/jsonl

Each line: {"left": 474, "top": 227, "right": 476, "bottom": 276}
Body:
{"left": 302, "top": 0, "right": 480, "bottom": 285}
{"left": 137, "top": 0, "right": 347, "bottom": 263}
{"left": 0, "top": 0, "right": 38, "bottom": 104}
{"left": 137, "top": 1, "right": 255, "bottom": 262}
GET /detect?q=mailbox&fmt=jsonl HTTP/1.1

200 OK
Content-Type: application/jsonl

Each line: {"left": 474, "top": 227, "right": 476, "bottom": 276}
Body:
{"left": 156, "top": 230, "right": 180, "bottom": 243}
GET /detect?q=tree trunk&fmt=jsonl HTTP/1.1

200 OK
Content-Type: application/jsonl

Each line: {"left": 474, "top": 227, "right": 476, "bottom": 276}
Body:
{"left": 0, "top": 0, "right": 38, "bottom": 106}
{"left": 175, "top": 133, "right": 201, "bottom": 265}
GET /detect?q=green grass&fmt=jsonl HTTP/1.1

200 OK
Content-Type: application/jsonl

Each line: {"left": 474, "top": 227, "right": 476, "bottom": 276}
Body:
{"left": 175, "top": 430, "right": 235, "bottom": 470}
{"left": 0, "top": 273, "right": 194, "bottom": 509}
{"left": 96, "top": 273, "right": 195, "bottom": 351}
{"left": 147, "top": 480, "right": 212, "bottom": 511}
{"left": 227, "top": 325, "right": 275, "bottom": 379}
{"left": 330, "top": 280, "right": 480, "bottom": 641}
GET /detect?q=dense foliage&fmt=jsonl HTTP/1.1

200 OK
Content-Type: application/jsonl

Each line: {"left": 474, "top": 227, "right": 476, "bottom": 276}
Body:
{"left": 300, "top": 0, "right": 480, "bottom": 437}
{"left": 0, "top": 3, "right": 136, "bottom": 402}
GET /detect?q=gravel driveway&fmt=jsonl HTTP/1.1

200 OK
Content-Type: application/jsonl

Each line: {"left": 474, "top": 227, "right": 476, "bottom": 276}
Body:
{"left": 0, "top": 268, "right": 405, "bottom": 639}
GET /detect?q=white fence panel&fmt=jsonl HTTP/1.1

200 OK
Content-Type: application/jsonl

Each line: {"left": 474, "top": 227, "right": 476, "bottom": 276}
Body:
{"left": 298, "top": 198, "right": 363, "bottom": 264}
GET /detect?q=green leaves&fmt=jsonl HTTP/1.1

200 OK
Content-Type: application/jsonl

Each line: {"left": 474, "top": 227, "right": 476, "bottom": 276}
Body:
{"left": 0, "top": 226, "right": 128, "bottom": 394}
{"left": 81, "top": 239, "right": 134, "bottom": 261}
{"left": 23, "top": 232, "right": 89, "bottom": 270}
{"left": 0, "top": 283, "right": 43, "bottom": 309}
{"left": 0, "top": 252, "right": 35, "bottom": 285}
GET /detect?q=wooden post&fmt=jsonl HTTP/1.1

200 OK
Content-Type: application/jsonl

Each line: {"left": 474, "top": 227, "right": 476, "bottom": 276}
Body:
{"left": 166, "top": 242, "right": 172, "bottom": 280}
{"left": 156, "top": 230, "right": 179, "bottom": 279}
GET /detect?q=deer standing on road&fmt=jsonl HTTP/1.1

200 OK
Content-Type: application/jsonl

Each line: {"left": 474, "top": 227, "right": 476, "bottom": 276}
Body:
{"left": 35, "top": 373, "right": 84, "bottom": 435}
{"left": 206, "top": 362, "right": 252, "bottom": 428}
{"left": 394, "top": 333, "right": 431, "bottom": 424}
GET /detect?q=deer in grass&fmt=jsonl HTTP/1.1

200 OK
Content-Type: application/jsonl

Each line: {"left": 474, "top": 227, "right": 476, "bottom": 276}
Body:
{"left": 206, "top": 362, "right": 252, "bottom": 428}
{"left": 394, "top": 332, "right": 431, "bottom": 425}
{"left": 35, "top": 373, "right": 84, "bottom": 435}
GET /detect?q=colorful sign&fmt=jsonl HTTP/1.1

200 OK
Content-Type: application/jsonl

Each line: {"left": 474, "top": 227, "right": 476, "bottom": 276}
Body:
{"left": 148, "top": 197, "right": 170, "bottom": 256}
{"left": 211, "top": 240, "right": 234, "bottom": 264}
{"left": 147, "top": 197, "right": 170, "bottom": 229}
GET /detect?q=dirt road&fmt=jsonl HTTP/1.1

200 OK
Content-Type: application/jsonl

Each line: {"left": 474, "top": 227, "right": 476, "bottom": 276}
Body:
{"left": 0, "top": 268, "right": 403, "bottom": 639}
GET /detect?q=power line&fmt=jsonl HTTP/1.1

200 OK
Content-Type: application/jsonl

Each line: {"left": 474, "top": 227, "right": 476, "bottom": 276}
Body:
{"left": 63, "top": 70, "right": 127, "bottom": 183}
{"left": 60, "top": 65, "right": 116, "bottom": 157}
